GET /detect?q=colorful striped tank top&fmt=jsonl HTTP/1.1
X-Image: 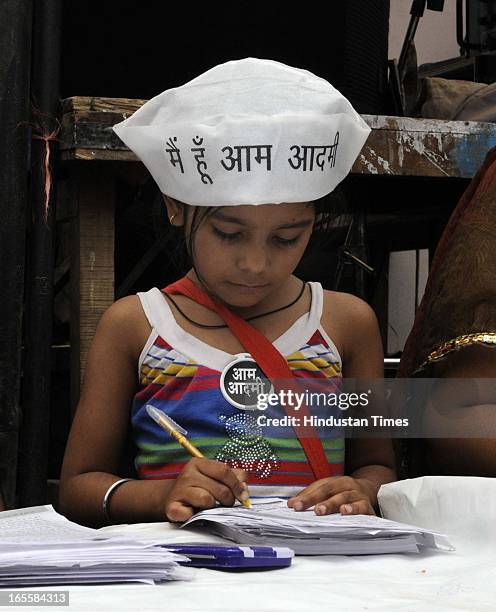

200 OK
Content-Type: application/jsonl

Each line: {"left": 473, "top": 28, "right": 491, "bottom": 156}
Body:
{"left": 132, "top": 282, "right": 345, "bottom": 499}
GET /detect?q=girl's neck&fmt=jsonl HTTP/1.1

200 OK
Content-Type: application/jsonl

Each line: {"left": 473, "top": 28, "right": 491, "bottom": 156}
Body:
{"left": 185, "top": 270, "right": 303, "bottom": 319}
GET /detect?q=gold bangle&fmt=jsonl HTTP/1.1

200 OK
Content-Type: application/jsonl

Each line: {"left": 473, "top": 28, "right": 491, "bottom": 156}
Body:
{"left": 102, "top": 478, "right": 133, "bottom": 525}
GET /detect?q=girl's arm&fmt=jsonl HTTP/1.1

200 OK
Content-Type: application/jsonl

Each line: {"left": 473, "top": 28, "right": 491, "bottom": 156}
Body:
{"left": 288, "top": 292, "right": 396, "bottom": 515}
{"left": 59, "top": 297, "right": 247, "bottom": 527}
{"left": 59, "top": 297, "right": 173, "bottom": 526}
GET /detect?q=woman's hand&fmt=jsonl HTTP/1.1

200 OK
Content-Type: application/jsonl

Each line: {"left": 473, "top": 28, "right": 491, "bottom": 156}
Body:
{"left": 287, "top": 476, "right": 377, "bottom": 516}
{"left": 163, "top": 458, "right": 248, "bottom": 522}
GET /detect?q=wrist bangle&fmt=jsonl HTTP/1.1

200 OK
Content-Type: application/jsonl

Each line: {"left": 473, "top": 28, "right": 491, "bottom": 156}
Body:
{"left": 102, "top": 478, "right": 133, "bottom": 525}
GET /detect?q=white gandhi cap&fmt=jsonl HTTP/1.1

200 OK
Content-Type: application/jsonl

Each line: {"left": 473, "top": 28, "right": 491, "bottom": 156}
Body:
{"left": 113, "top": 58, "right": 371, "bottom": 206}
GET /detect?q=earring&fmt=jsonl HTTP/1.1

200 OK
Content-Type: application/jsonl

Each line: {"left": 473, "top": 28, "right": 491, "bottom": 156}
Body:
{"left": 169, "top": 214, "right": 176, "bottom": 225}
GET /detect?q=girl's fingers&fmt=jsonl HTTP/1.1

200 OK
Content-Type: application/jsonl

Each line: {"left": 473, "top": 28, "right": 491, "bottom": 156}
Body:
{"left": 232, "top": 468, "right": 248, "bottom": 483}
{"left": 184, "top": 472, "right": 238, "bottom": 507}
{"left": 313, "top": 489, "right": 363, "bottom": 516}
{"left": 339, "top": 499, "right": 375, "bottom": 516}
{"left": 166, "top": 473, "right": 239, "bottom": 523}
{"left": 166, "top": 486, "right": 217, "bottom": 521}
{"left": 288, "top": 483, "right": 330, "bottom": 510}
{"left": 193, "top": 459, "right": 247, "bottom": 500}
{"left": 287, "top": 479, "right": 330, "bottom": 502}
{"left": 288, "top": 476, "right": 355, "bottom": 511}
{"left": 165, "top": 500, "right": 195, "bottom": 522}
{"left": 198, "top": 478, "right": 236, "bottom": 507}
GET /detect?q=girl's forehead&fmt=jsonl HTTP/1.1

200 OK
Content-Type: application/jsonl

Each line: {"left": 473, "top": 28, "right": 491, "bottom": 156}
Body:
{"left": 210, "top": 203, "right": 315, "bottom": 226}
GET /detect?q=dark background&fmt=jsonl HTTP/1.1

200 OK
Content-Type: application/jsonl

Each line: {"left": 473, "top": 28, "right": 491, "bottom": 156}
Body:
{"left": 60, "top": 2, "right": 390, "bottom": 111}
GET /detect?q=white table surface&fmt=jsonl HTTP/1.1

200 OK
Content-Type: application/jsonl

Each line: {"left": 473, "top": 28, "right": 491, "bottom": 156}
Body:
{"left": 7, "top": 477, "right": 496, "bottom": 611}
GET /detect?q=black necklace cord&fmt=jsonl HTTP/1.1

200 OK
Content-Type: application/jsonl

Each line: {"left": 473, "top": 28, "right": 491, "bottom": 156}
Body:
{"left": 162, "top": 280, "right": 308, "bottom": 329}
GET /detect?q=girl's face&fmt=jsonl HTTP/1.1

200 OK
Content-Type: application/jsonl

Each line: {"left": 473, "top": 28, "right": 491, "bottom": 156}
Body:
{"left": 180, "top": 202, "right": 315, "bottom": 308}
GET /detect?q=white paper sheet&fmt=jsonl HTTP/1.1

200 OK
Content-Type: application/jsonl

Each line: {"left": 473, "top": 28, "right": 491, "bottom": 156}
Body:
{"left": 180, "top": 498, "right": 453, "bottom": 554}
{"left": 0, "top": 506, "right": 188, "bottom": 586}
{"left": 0, "top": 505, "right": 99, "bottom": 544}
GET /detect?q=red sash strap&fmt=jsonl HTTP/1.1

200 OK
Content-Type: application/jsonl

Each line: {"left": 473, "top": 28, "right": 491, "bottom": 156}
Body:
{"left": 164, "top": 277, "right": 332, "bottom": 480}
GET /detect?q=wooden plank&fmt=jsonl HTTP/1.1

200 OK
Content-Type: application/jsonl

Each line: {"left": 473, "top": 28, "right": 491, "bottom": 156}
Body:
{"left": 354, "top": 116, "right": 496, "bottom": 179}
{"left": 60, "top": 97, "right": 496, "bottom": 178}
{"left": 61, "top": 96, "right": 146, "bottom": 114}
{"left": 69, "top": 163, "right": 115, "bottom": 411}
{"left": 60, "top": 149, "right": 137, "bottom": 162}
{"left": 60, "top": 112, "right": 127, "bottom": 154}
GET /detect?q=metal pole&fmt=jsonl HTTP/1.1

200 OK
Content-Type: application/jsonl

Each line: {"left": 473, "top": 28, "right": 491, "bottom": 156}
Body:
{"left": 17, "top": 0, "right": 62, "bottom": 506}
{"left": 398, "top": 0, "right": 426, "bottom": 81}
{"left": 0, "top": 0, "right": 33, "bottom": 509}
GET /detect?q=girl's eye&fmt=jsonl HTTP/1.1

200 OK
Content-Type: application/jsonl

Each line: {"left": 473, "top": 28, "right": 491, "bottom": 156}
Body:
{"left": 212, "top": 226, "right": 301, "bottom": 246}
{"left": 213, "top": 227, "right": 241, "bottom": 242}
{"left": 273, "top": 235, "right": 300, "bottom": 247}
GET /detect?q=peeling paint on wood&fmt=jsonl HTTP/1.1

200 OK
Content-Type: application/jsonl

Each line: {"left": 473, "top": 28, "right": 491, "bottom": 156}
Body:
{"left": 354, "top": 115, "right": 496, "bottom": 178}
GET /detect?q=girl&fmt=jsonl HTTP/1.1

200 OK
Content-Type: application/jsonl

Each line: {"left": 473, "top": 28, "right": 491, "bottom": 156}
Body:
{"left": 59, "top": 58, "right": 395, "bottom": 526}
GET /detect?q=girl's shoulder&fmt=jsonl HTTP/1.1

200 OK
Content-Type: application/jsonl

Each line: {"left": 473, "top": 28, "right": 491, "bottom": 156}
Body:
{"left": 320, "top": 289, "right": 380, "bottom": 363}
{"left": 321, "top": 289, "right": 378, "bottom": 325}
{"left": 96, "top": 295, "right": 151, "bottom": 362}
{"left": 101, "top": 294, "right": 146, "bottom": 327}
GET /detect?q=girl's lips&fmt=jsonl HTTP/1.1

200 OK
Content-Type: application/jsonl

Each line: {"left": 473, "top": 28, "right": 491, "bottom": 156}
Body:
{"left": 228, "top": 282, "right": 270, "bottom": 289}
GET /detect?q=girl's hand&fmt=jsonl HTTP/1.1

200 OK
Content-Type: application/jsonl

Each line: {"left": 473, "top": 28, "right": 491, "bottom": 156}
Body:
{"left": 163, "top": 457, "right": 248, "bottom": 522}
{"left": 287, "top": 476, "right": 377, "bottom": 516}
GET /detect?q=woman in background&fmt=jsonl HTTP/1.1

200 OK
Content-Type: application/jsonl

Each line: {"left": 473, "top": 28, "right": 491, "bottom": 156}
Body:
{"left": 398, "top": 147, "right": 496, "bottom": 477}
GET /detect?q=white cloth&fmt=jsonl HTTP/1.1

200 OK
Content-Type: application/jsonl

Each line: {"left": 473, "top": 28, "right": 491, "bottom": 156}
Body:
{"left": 113, "top": 58, "right": 370, "bottom": 206}
{"left": 378, "top": 475, "right": 496, "bottom": 552}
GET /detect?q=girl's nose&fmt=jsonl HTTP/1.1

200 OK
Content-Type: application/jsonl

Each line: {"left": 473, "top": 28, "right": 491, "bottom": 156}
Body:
{"left": 236, "top": 245, "right": 269, "bottom": 275}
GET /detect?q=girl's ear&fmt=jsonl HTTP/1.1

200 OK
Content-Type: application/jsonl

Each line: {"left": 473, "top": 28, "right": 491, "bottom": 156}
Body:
{"left": 163, "top": 195, "right": 185, "bottom": 227}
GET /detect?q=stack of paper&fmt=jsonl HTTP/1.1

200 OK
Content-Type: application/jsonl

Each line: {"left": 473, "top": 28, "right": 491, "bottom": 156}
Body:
{"left": 0, "top": 506, "right": 190, "bottom": 586}
{"left": 183, "top": 499, "right": 454, "bottom": 555}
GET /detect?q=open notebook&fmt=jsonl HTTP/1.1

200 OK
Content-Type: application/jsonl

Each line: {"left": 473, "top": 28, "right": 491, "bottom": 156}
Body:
{"left": 182, "top": 499, "right": 454, "bottom": 555}
{"left": 0, "top": 506, "right": 189, "bottom": 586}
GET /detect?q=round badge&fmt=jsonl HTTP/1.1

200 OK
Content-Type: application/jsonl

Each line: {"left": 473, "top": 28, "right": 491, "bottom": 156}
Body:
{"left": 220, "top": 353, "right": 273, "bottom": 410}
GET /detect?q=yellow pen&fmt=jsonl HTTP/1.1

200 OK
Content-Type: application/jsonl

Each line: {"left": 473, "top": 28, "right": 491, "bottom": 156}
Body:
{"left": 146, "top": 404, "right": 251, "bottom": 509}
